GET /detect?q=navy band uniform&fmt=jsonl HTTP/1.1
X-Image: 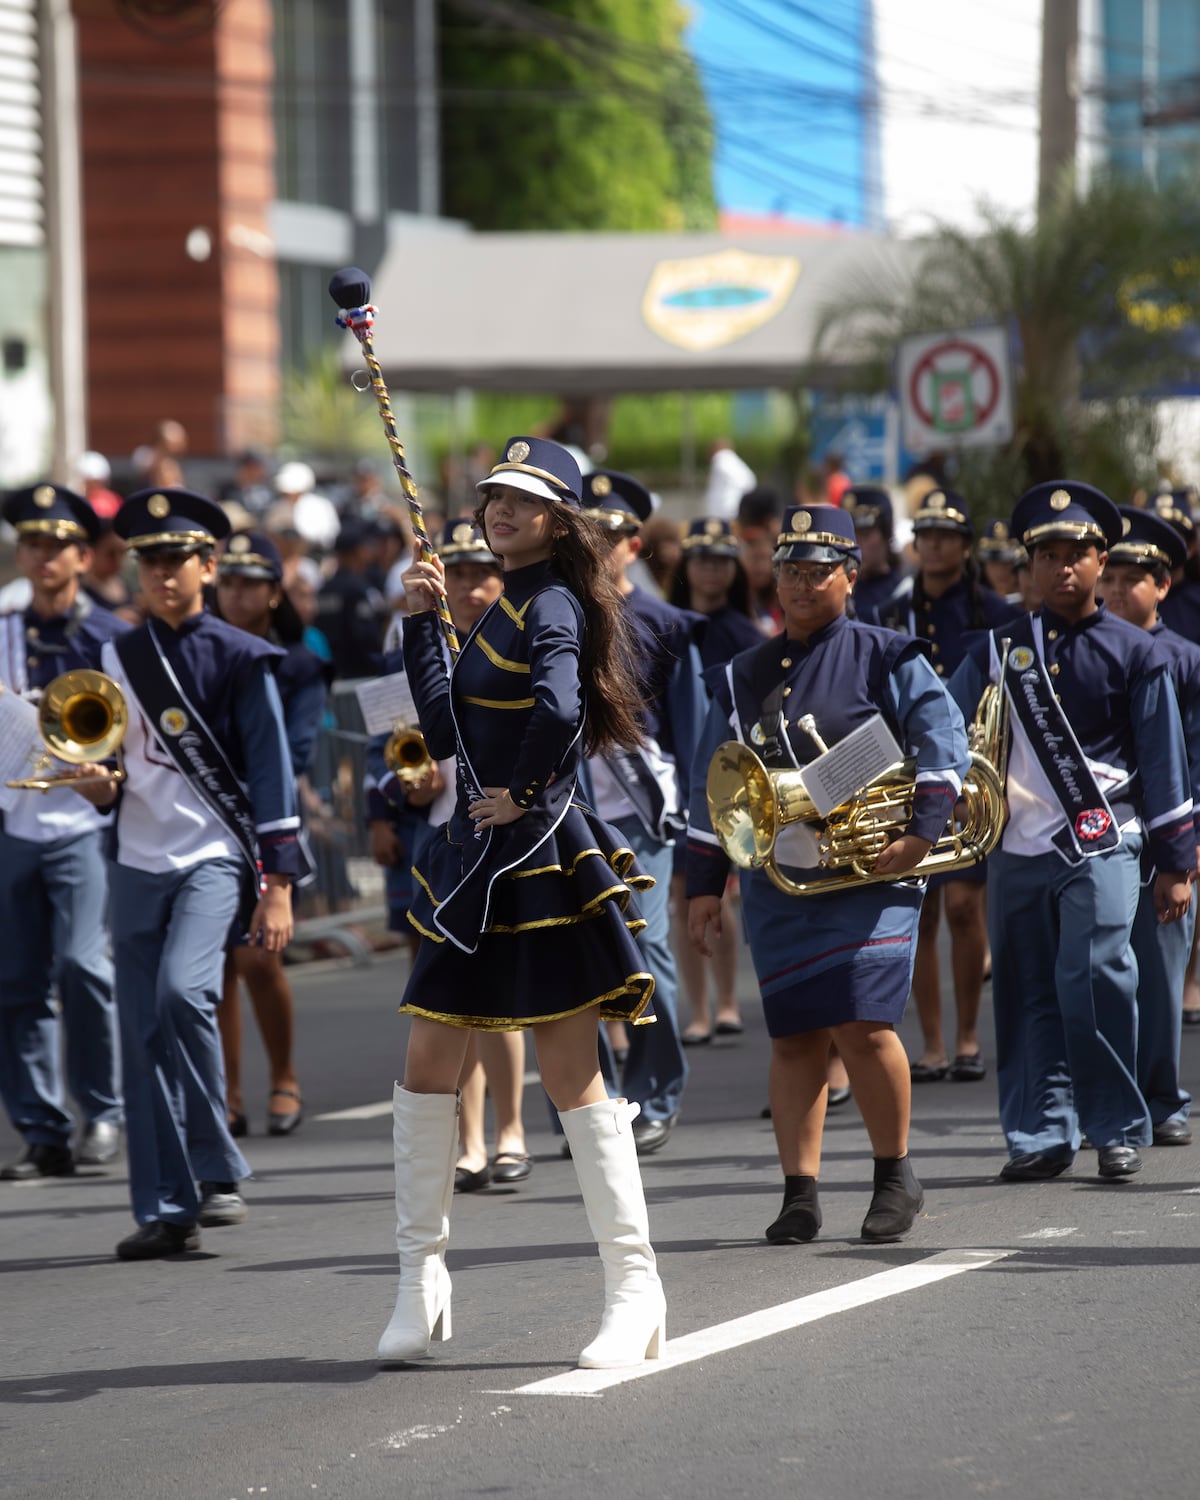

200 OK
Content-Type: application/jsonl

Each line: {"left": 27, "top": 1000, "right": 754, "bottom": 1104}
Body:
{"left": 0, "top": 484, "right": 127, "bottom": 1180}
{"left": 948, "top": 482, "right": 1197, "bottom": 1173}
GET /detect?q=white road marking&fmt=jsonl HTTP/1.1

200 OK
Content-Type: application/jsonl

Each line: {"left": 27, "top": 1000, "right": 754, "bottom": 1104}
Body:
{"left": 1018, "top": 1227, "right": 1078, "bottom": 1240}
{"left": 316, "top": 1072, "right": 542, "bottom": 1122}
{"left": 495, "top": 1248, "right": 1012, "bottom": 1398}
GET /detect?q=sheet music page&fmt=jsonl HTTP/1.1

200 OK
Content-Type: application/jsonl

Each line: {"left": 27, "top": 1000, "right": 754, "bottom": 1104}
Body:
{"left": 0, "top": 689, "right": 44, "bottom": 809}
{"left": 800, "top": 713, "right": 903, "bottom": 819}
{"left": 354, "top": 673, "right": 418, "bottom": 736}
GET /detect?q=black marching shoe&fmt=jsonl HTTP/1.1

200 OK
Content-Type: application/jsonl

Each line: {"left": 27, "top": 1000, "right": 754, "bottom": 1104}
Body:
{"left": 1, "top": 1143, "right": 75, "bottom": 1181}
{"left": 861, "top": 1155, "right": 924, "bottom": 1242}
{"left": 1097, "top": 1146, "right": 1142, "bottom": 1180}
{"left": 999, "top": 1150, "right": 1074, "bottom": 1182}
{"left": 766, "top": 1176, "right": 822, "bottom": 1244}
{"left": 454, "top": 1163, "right": 492, "bottom": 1192}
{"left": 198, "top": 1181, "right": 248, "bottom": 1225}
{"left": 76, "top": 1121, "right": 121, "bottom": 1166}
{"left": 116, "top": 1221, "right": 201, "bottom": 1259}
{"left": 631, "top": 1115, "right": 674, "bottom": 1156}
{"left": 490, "top": 1152, "right": 533, "bottom": 1184}
{"left": 1152, "top": 1120, "right": 1193, "bottom": 1147}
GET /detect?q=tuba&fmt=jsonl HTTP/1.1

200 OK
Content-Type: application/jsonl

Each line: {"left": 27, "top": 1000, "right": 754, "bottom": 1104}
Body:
{"left": 383, "top": 722, "right": 435, "bottom": 789}
{"left": 7, "top": 669, "right": 128, "bottom": 793}
{"left": 707, "top": 643, "right": 1010, "bottom": 896}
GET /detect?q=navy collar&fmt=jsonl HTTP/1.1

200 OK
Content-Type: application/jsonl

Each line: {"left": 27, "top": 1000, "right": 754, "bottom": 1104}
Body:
{"left": 1039, "top": 601, "right": 1106, "bottom": 635}
{"left": 784, "top": 610, "right": 850, "bottom": 654}
{"left": 502, "top": 558, "right": 558, "bottom": 607}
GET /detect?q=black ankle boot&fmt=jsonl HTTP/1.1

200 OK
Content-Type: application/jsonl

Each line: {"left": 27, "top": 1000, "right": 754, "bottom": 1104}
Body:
{"left": 765, "top": 1175, "right": 822, "bottom": 1244}
{"left": 861, "top": 1155, "right": 924, "bottom": 1242}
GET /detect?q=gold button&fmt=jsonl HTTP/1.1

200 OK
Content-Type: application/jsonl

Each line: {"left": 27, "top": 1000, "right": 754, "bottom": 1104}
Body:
{"left": 27, "top": 655, "right": 38, "bottom": 668}
{"left": 1055, "top": 693, "right": 1062, "bottom": 703}
{"left": 1047, "top": 630, "right": 1058, "bottom": 640}
{"left": 936, "top": 664, "right": 945, "bottom": 675}
{"left": 926, "top": 624, "right": 936, "bottom": 636}
{"left": 781, "top": 657, "right": 792, "bottom": 668}
{"left": 923, "top": 601, "right": 932, "bottom": 612}
{"left": 930, "top": 643, "right": 940, "bottom": 654}
{"left": 1049, "top": 663, "right": 1060, "bottom": 676}
{"left": 783, "top": 687, "right": 792, "bottom": 697}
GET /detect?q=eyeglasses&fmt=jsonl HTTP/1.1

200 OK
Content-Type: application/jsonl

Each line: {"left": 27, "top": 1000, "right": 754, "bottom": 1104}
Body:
{"left": 775, "top": 562, "right": 843, "bottom": 590}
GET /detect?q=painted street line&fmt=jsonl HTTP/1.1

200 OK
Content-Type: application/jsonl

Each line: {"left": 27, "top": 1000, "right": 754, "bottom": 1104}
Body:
{"left": 498, "top": 1248, "right": 1013, "bottom": 1398}
{"left": 316, "top": 1072, "right": 542, "bottom": 1122}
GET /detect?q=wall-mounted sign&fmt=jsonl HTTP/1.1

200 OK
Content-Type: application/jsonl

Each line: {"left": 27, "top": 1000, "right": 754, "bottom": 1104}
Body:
{"left": 897, "top": 326, "right": 1013, "bottom": 452}
{"left": 642, "top": 249, "right": 800, "bottom": 352}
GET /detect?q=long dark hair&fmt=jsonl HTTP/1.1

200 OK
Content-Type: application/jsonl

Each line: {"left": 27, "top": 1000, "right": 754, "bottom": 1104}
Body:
{"left": 472, "top": 498, "right": 644, "bottom": 754}
{"left": 669, "top": 554, "right": 753, "bottom": 618}
{"left": 913, "top": 551, "right": 988, "bottom": 630}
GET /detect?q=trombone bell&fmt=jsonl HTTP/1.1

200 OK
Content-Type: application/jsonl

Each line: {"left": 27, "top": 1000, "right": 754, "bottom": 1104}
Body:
{"left": 6, "top": 670, "right": 129, "bottom": 792}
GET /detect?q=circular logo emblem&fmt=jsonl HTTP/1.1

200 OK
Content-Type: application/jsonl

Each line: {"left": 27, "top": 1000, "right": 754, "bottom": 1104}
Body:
{"left": 590, "top": 474, "right": 612, "bottom": 498}
{"left": 704, "top": 518, "right": 724, "bottom": 538}
{"left": 452, "top": 522, "right": 474, "bottom": 545}
{"left": 33, "top": 485, "right": 56, "bottom": 509}
{"left": 1122, "top": 516, "right": 1132, "bottom": 535}
{"left": 159, "top": 708, "right": 188, "bottom": 737}
{"left": 148, "top": 494, "right": 171, "bottom": 520}
{"left": 993, "top": 521, "right": 1008, "bottom": 540}
{"left": 750, "top": 722, "right": 766, "bottom": 746}
{"left": 506, "top": 440, "right": 531, "bottom": 464}
{"left": 926, "top": 492, "right": 945, "bottom": 509}
{"left": 229, "top": 533, "right": 251, "bottom": 554}
{"left": 795, "top": 511, "right": 812, "bottom": 533}
{"left": 1075, "top": 808, "right": 1112, "bottom": 841}
{"left": 1050, "top": 489, "right": 1072, "bottom": 511}
{"left": 1009, "top": 647, "right": 1034, "bottom": 671}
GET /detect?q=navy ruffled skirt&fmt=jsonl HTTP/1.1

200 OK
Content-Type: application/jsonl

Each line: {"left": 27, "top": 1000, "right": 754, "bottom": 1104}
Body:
{"left": 401, "top": 802, "right": 657, "bottom": 1031}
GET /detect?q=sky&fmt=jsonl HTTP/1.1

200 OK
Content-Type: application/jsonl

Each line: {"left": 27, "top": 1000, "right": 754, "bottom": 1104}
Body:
{"left": 686, "top": 0, "right": 1044, "bottom": 235}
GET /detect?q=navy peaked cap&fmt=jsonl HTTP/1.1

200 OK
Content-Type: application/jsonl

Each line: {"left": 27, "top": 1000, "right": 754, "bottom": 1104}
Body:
{"left": 774, "top": 504, "right": 860, "bottom": 563}
{"left": 581, "top": 469, "right": 653, "bottom": 529}
{"left": 116, "top": 487, "right": 230, "bottom": 551}
{"left": 1110, "top": 506, "right": 1186, "bottom": 572}
{"left": 913, "top": 488, "right": 973, "bottom": 537}
{"left": 477, "top": 436, "right": 582, "bottom": 507}
{"left": 682, "top": 516, "right": 739, "bottom": 557}
{"left": 1012, "top": 480, "right": 1122, "bottom": 550}
{"left": 841, "top": 485, "right": 893, "bottom": 532}
{"left": 218, "top": 530, "right": 283, "bottom": 581}
{"left": 4, "top": 482, "right": 100, "bottom": 544}
{"left": 438, "top": 519, "right": 500, "bottom": 567}
{"left": 1149, "top": 486, "right": 1196, "bottom": 536}
{"left": 977, "top": 517, "right": 1020, "bottom": 558}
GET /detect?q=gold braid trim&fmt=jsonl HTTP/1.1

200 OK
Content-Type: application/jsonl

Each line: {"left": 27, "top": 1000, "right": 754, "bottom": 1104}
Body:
{"left": 398, "top": 972, "right": 657, "bottom": 1032}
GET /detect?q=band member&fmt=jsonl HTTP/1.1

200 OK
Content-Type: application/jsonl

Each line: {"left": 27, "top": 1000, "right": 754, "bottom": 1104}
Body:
{"left": 669, "top": 517, "right": 759, "bottom": 1044}
{"left": 215, "top": 532, "right": 329, "bottom": 1138}
{"left": 874, "top": 492, "right": 1021, "bottom": 1084}
{"left": 687, "top": 505, "right": 970, "bottom": 1244}
{"left": 0, "top": 485, "right": 127, "bottom": 1181}
{"left": 72, "top": 488, "right": 305, "bottom": 1258}
{"left": 1096, "top": 507, "right": 1199, "bottom": 1145}
{"left": 1150, "top": 487, "right": 1200, "bottom": 643}
{"left": 381, "top": 437, "right": 665, "bottom": 1369}
{"left": 949, "top": 482, "right": 1195, "bottom": 1182}
{"left": 976, "top": 519, "right": 1023, "bottom": 604}
{"left": 580, "top": 469, "right": 705, "bottom": 1154}
{"left": 366, "top": 522, "right": 533, "bottom": 1190}
{"left": 842, "top": 486, "right": 908, "bottom": 620}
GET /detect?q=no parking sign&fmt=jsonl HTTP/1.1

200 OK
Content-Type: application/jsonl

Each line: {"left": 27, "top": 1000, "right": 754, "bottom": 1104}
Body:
{"left": 897, "top": 327, "right": 1013, "bottom": 453}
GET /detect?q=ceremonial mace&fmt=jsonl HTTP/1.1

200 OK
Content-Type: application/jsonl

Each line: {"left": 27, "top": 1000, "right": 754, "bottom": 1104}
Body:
{"left": 328, "top": 267, "right": 460, "bottom": 659}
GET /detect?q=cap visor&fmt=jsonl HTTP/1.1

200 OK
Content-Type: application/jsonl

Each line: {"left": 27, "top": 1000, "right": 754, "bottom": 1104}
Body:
{"left": 477, "top": 470, "right": 563, "bottom": 504}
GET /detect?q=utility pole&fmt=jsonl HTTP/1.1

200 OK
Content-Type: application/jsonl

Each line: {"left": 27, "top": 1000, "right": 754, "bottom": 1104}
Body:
{"left": 1038, "top": 0, "right": 1079, "bottom": 212}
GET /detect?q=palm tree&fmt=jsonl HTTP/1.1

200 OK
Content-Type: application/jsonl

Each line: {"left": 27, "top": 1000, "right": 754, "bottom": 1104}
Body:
{"left": 814, "top": 171, "right": 1200, "bottom": 502}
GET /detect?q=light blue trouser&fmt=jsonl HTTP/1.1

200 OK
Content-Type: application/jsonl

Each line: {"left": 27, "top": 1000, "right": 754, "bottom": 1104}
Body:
{"left": 1131, "top": 878, "right": 1194, "bottom": 1127}
{"left": 597, "top": 819, "right": 688, "bottom": 1124}
{"left": 110, "top": 859, "right": 250, "bottom": 1226}
{"left": 989, "top": 839, "right": 1151, "bottom": 1156}
{"left": 0, "top": 828, "right": 121, "bottom": 1147}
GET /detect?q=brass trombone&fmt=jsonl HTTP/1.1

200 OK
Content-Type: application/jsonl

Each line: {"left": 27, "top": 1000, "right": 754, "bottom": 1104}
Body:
{"left": 6, "top": 669, "right": 128, "bottom": 793}
{"left": 706, "top": 644, "right": 1009, "bottom": 895}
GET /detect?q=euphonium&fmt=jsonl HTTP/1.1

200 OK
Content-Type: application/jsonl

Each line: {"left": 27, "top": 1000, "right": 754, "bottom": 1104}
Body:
{"left": 6, "top": 669, "right": 128, "bottom": 793}
{"left": 706, "top": 643, "right": 1010, "bottom": 896}
{"left": 383, "top": 722, "right": 435, "bottom": 789}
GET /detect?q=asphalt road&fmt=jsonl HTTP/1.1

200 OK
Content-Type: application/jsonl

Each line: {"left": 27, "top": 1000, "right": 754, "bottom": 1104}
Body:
{"left": 4, "top": 942, "right": 1200, "bottom": 1500}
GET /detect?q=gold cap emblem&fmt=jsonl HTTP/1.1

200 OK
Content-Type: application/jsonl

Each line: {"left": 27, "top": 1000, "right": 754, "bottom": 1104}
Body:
{"left": 1156, "top": 495, "right": 1172, "bottom": 512}
{"left": 229, "top": 533, "right": 251, "bottom": 553}
{"left": 704, "top": 518, "right": 724, "bottom": 538}
{"left": 1050, "top": 489, "right": 1072, "bottom": 511}
{"left": 452, "top": 522, "right": 474, "bottom": 545}
{"left": 842, "top": 493, "right": 857, "bottom": 512}
{"left": 927, "top": 492, "right": 946, "bottom": 509}
{"left": 795, "top": 511, "right": 812, "bottom": 533}
{"left": 33, "top": 485, "right": 56, "bottom": 509}
{"left": 506, "top": 440, "right": 531, "bottom": 464}
{"left": 994, "top": 521, "right": 1008, "bottom": 540}
{"left": 148, "top": 493, "right": 171, "bottom": 520}
{"left": 1122, "top": 516, "right": 1133, "bottom": 535}
{"left": 591, "top": 474, "right": 613, "bottom": 498}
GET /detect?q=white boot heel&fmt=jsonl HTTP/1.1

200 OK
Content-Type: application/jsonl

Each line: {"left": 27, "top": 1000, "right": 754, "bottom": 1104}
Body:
{"left": 377, "top": 1086, "right": 460, "bottom": 1364}
{"left": 559, "top": 1098, "right": 668, "bottom": 1371}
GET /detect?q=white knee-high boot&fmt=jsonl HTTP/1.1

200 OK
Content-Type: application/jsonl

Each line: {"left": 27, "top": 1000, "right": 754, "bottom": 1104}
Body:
{"left": 377, "top": 1084, "right": 460, "bottom": 1362}
{"left": 559, "top": 1098, "right": 667, "bottom": 1369}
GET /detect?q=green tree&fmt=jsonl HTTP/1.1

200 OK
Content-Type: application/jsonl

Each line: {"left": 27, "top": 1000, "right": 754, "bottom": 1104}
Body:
{"left": 815, "top": 171, "right": 1200, "bottom": 503}
{"left": 440, "top": 0, "right": 717, "bottom": 230}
